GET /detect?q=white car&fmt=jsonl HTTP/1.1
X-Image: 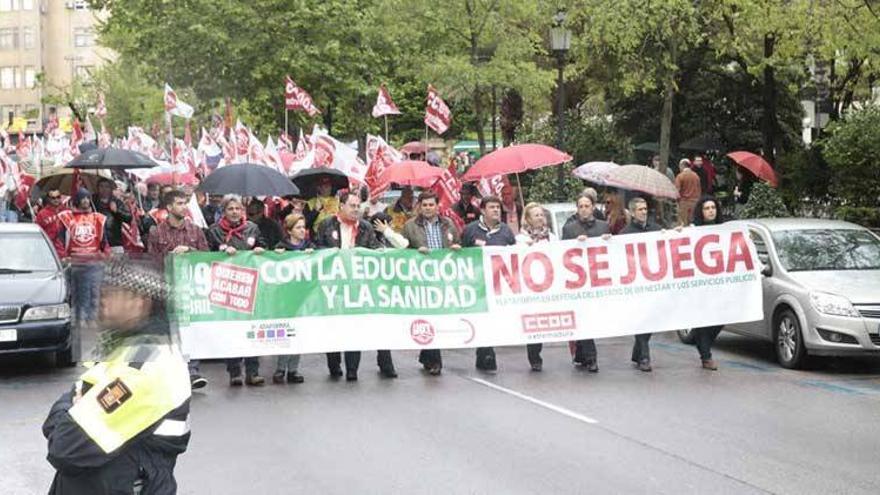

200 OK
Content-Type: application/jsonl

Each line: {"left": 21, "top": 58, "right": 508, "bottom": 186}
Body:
{"left": 678, "top": 218, "right": 880, "bottom": 369}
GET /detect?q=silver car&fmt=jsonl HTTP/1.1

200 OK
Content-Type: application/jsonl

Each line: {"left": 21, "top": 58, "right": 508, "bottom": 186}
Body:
{"left": 679, "top": 218, "right": 880, "bottom": 369}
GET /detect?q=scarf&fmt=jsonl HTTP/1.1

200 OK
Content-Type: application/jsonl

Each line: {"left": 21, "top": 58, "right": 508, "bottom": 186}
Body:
{"left": 336, "top": 213, "right": 359, "bottom": 248}
{"left": 218, "top": 216, "right": 247, "bottom": 243}
{"left": 524, "top": 224, "right": 550, "bottom": 242}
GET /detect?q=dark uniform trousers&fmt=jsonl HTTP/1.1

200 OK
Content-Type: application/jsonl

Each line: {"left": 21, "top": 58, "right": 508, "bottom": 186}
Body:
{"left": 326, "top": 350, "right": 394, "bottom": 372}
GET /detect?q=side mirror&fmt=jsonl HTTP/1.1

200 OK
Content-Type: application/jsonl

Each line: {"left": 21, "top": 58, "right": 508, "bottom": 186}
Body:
{"left": 761, "top": 264, "right": 773, "bottom": 277}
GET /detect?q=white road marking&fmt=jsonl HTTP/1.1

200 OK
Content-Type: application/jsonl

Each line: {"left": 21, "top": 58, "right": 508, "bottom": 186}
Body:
{"left": 466, "top": 377, "right": 599, "bottom": 425}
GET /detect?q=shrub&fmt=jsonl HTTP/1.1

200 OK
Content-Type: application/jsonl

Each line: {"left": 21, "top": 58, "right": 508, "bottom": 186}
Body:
{"left": 738, "top": 182, "right": 789, "bottom": 219}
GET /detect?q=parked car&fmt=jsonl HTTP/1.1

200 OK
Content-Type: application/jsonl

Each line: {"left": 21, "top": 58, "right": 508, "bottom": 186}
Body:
{"left": 678, "top": 218, "right": 880, "bottom": 369}
{"left": 0, "top": 223, "right": 75, "bottom": 367}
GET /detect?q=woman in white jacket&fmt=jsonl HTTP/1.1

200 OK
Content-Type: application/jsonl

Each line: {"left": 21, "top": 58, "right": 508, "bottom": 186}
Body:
{"left": 515, "top": 202, "right": 558, "bottom": 371}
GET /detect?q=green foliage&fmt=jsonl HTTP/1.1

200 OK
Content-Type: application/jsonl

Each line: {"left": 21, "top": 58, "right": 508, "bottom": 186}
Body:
{"left": 820, "top": 106, "right": 880, "bottom": 208}
{"left": 833, "top": 206, "right": 880, "bottom": 229}
{"left": 518, "top": 112, "right": 633, "bottom": 203}
{"left": 738, "top": 182, "right": 789, "bottom": 219}
{"left": 776, "top": 146, "right": 832, "bottom": 216}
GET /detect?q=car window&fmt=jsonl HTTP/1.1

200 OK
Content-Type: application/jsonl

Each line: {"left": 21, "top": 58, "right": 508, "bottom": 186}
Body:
{"left": 771, "top": 229, "right": 880, "bottom": 271}
{"left": 749, "top": 230, "right": 770, "bottom": 266}
{"left": 0, "top": 233, "right": 59, "bottom": 272}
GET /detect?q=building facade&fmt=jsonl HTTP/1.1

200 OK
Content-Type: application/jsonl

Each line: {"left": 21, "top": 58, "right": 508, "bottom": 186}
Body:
{"left": 0, "top": 0, "right": 109, "bottom": 133}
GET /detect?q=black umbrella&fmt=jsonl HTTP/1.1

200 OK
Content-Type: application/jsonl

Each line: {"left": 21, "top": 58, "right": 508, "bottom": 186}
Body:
{"left": 198, "top": 164, "right": 300, "bottom": 197}
{"left": 634, "top": 141, "right": 659, "bottom": 153}
{"left": 290, "top": 168, "right": 349, "bottom": 198}
{"left": 66, "top": 147, "right": 158, "bottom": 169}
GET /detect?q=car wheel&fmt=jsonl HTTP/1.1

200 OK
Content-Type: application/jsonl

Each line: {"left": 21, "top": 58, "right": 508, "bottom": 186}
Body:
{"left": 775, "top": 308, "right": 807, "bottom": 369}
{"left": 55, "top": 347, "right": 76, "bottom": 368}
{"left": 677, "top": 328, "right": 696, "bottom": 345}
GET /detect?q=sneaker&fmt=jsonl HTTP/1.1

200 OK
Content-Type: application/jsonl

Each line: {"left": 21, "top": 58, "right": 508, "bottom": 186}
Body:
{"left": 245, "top": 374, "right": 266, "bottom": 386}
{"left": 190, "top": 374, "right": 208, "bottom": 390}
{"left": 287, "top": 372, "right": 305, "bottom": 383}
{"left": 272, "top": 371, "right": 286, "bottom": 384}
{"left": 229, "top": 375, "right": 244, "bottom": 387}
{"left": 586, "top": 360, "right": 599, "bottom": 373}
{"left": 638, "top": 360, "right": 653, "bottom": 372}
{"left": 380, "top": 367, "right": 398, "bottom": 379}
{"left": 345, "top": 369, "right": 358, "bottom": 382}
{"left": 701, "top": 359, "right": 718, "bottom": 370}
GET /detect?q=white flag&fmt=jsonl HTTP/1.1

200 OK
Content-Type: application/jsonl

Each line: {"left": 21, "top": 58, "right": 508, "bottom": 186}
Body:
{"left": 164, "top": 83, "right": 194, "bottom": 119}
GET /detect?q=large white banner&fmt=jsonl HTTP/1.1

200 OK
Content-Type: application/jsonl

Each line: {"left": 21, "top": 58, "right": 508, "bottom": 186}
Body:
{"left": 171, "top": 225, "right": 763, "bottom": 359}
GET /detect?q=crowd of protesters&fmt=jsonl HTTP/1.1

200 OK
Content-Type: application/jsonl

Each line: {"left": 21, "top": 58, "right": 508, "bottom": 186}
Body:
{"left": 6, "top": 153, "right": 731, "bottom": 392}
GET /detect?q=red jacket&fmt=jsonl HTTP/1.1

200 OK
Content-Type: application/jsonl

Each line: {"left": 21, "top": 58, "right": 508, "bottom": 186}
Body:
{"left": 35, "top": 204, "right": 68, "bottom": 258}
{"left": 58, "top": 210, "right": 110, "bottom": 259}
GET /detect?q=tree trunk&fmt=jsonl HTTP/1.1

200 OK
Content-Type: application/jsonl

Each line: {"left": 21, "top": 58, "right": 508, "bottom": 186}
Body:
{"left": 761, "top": 34, "right": 777, "bottom": 165}
{"left": 658, "top": 79, "right": 674, "bottom": 178}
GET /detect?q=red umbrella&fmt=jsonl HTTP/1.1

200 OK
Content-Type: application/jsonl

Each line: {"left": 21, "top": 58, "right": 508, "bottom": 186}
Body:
{"left": 726, "top": 151, "right": 779, "bottom": 187}
{"left": 460, "top": 144, "right": 572, "bottom": 181}
{"left": 145, "top": 172, "right": 199, "bottom": 186}
{"left": 400, "top": 141, "right": 428, "bottom": 155}
{"left": 377, "top": 160, "right": 445, "bottom": 188}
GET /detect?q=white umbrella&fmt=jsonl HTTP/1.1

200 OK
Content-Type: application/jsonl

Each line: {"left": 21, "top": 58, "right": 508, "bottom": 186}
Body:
{"left": 605, "top": 164, "right": 679, "bottom": 200}
{"left": 572, "top": 161, "right": 619, "bottom": 186}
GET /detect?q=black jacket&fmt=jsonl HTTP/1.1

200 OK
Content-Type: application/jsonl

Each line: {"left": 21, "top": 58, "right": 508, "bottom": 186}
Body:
{"left": 205, "top": 220, "right": 264, "bottom": 251}
{"left": 461, "top": 219, "right": 516, "bottom": 247}
{"left": 253, "top": 216, "right": 283, "bottom": 250}
{"left": 92, "top": 196, "right": 132, "bottom": 247}
{"left": 561, "top": 214, "right": 611, "bottom": 240}
{"left": 314, "top": 216, "right": 381, "bottom": 249}
{"left": 619, "top": 219, "right": 662, "bottom": 235}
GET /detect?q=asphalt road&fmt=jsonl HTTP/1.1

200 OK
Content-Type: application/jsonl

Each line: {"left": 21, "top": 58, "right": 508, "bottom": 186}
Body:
{"left": 3, "top": 332, "right": 880, "bottom": 495}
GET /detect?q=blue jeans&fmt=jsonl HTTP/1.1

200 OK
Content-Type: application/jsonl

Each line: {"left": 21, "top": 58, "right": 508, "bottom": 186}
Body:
{"left": 71, "top": 263, "right": 103, "bottom": 323}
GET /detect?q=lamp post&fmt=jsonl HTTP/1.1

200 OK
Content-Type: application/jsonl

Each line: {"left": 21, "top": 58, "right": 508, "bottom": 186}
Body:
{"left": 550, "top": 10, "right": 571, "bottom": 199}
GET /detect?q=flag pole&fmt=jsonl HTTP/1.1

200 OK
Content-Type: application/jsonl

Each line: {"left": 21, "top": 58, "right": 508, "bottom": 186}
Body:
{"left": 284, "top": 109, "right": 289, "bottom": 142}
{"left": 166, "top": 111, "right": 177, "bottom": 187}
{"left": 384, "top": 115, "right": 389, "bottom": 143}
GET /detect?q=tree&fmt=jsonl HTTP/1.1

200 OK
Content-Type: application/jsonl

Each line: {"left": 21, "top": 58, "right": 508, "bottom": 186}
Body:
{"left": 820, "top": 106, "right": 880, "bottom": 209}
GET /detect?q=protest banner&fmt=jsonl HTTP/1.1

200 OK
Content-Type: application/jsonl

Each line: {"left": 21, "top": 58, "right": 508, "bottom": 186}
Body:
{"left": 170, "top": 225, "right": 762, "bottom": 359}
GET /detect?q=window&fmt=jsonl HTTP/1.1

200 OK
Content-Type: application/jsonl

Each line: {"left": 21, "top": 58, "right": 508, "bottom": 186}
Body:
{"left": 23, "top": 66, "right": 34, "bottom": 88}
{"left": 73, "top": 27, "right": 94, "bottom": 47}
{"left": 13, "top": 66, "right": 20, "bottom": 88}
{"left": 24, "top": 104, "right": 38, "bottom": 124}
{"left": 75, "top": 65, "right": 93, "bottom": 81}
{"left": 22, "top": 27, "right": 34, "bottom": 49}
{"left": 72, "top": 0, "right": 88, "bottom": 10}
{"left": 0, "top": 67, "right": 14, "bottom": 89}
{"left": 0, "top": 28, "right": 18, "bottom": 51}
{"left": 0, "top": 0, "right": 34, "bottom": 11}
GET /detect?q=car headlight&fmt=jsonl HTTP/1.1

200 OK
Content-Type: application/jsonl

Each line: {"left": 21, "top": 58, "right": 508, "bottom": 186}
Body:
{"left": 22, "top": 303, "right": 71, "bottom": 322}
{"left": 809, "top": 292, "right": 860, "bottom": 318}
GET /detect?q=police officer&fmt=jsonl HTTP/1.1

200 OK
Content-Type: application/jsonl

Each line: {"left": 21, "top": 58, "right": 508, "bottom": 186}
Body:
{"left": 42, "top": 258, "right": 191, "bottom": 494}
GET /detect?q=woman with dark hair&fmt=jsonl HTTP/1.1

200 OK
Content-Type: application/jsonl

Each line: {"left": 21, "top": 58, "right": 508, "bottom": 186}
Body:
{"left": 691, "top": 195, "right": 724, "bottom": 370}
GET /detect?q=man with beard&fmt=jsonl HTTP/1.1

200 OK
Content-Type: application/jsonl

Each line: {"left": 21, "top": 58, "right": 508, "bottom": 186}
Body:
{"left": 147, "top": 190, "right": 210, "bottom": 389}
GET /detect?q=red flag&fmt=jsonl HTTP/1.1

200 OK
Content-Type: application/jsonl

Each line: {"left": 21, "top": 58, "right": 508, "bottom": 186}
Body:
{"left": 424, "top": 85, "right": 451, "bottom": 135}
{"left": 69, "top": 119, "right": 84, "bottom": 156}
{"left": 284, "top": 76, "right": 321, "bottom": 116}
{"left": 372, "top": 85, "right": 401, "bottom": 118}
{"left": 14, "top": 173, "right": 35, "bottom": 211}
{"left": 45, "top": 113, "right": 59, "bottom": 136}
{"left": 224, "top": 97, "right": 234, "bottom": 133}
{"left": 16, "top": 132, "right": 31, "bottom": 158}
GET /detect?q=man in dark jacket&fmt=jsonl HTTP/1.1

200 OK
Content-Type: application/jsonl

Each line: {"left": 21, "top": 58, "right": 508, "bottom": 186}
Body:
{"left": 43, "top": 259, "right": 191, "bottom": 495}
{"left": 461, "top": 195, "right": 515, "bottom": 371}
{"left": 205, "top": 195, "right": 267, "bottom": 386}
{"left": 246, "top": 198, "right": 283, "bottom": 249}
{"left": 315, "top": 191, "right": 397, "bottom": 380}
{"left": 619, "top": 197, "right": 662, "bottom": 372}
{"left": 401, "top": 191, "right": 462, "bottom": 375}
{"left": 452, "top": 184, "right": 480, "bottom": 225}
{"left": 561, "top": 193, "right": 611, "bottom": 372}
{"left": 92, "top": 178, "right": 132, "bottom": 251}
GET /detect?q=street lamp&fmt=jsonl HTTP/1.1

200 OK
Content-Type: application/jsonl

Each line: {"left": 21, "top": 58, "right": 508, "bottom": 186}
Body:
{"left": 550, "top": 10, "right": 571, "bottom": 199}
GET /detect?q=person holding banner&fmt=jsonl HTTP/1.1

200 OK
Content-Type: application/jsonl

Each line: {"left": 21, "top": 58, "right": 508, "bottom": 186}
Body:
{"left": 315, "top": 191, "right": 398, "bottom": 380}
{"left": 402, "top": 191, "right": 462, "bottom": 375}
{"left": 515, "top": 202, "right": 559, "bottom": 372}
{"left": 619, "top": 197, "right": 663, "bottom": 372}
{"left": 205, "top": 195, "right": 267, "bottom": 387}
{"left": 690, "top": 196, "right": 725, "bottom": 370}
{"left": 561, "top": 192, "right": 611, "bottom": 372}
{"left": 462, "top": 195, "right": 516, "bottom": 372}
{"left": 271, "top": 213, "right": 314, "bottom": 384}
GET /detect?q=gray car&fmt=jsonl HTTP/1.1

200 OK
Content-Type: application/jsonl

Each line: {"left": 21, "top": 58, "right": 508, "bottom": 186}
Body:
{"left": 679, "top": 218, "right": 880, "bottom": 369}
{"left": 0, "top": 223, "right": 75, "bottom": 367}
